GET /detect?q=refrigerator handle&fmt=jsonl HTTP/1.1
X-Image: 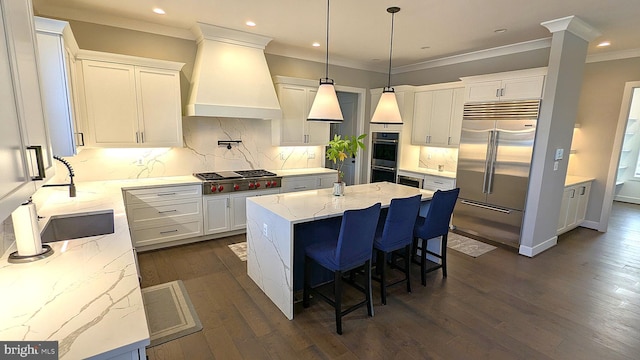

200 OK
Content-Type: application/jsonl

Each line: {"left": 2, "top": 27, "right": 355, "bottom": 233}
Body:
{"left": 482, "top": 130, "right": 494, "bottom": 194}
{"left": 487, "top": 130, "right": 499, "bottom": 194}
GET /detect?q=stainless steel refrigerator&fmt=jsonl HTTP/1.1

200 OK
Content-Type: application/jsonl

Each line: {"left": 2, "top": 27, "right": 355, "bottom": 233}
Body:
{"left": 453, "top": 100, "right": 540, "bottom": 248}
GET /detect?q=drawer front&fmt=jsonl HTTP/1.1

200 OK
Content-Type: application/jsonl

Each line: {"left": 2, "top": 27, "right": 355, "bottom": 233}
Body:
{"left": 423, "top": 176, "right": 455, "bottom": 191}
{"left": 127, "top": 198, "right": 202, "bottom": 227}
{"left": 125, "top": 185, "right": 202, "bottom": 204}
{"left": 281, "top": 177, "right": 317, "bottom": 192}
{"left": 131, "top": 220, "right": 203, "bottom": 247}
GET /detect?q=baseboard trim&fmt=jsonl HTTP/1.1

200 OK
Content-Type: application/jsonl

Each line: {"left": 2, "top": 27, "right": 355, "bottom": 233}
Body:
{"left": 519, "top": 236, "right": 557, "bottom": 257}
{"left": 580, "top": 220, "right": 600, "bottom": 231}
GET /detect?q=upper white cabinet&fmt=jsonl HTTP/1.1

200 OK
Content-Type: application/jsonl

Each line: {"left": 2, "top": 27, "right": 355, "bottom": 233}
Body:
{"left": 272, "top": 76, "right": 329, "bottom": 146}
{"left": 78, "top": 51, "right": 184, "bottom": 147}
{"left": 35, "top": 17, "right": 82, "bottom": 157}
{"left": 411, "top": 82, "right": 464, "bottom": 147}
{"left": 461, "top": 67, "right": 546, "bottom": 103}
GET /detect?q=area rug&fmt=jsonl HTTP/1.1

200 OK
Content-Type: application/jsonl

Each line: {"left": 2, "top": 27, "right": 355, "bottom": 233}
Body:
{"left": 228, "top": 241, "right": 247, "bottom": 261}
{"left": 141, "top": 280, "right": 202, "bottom": 348}
{"left": 447, "top": 232, "right": 497, "bottom": 258}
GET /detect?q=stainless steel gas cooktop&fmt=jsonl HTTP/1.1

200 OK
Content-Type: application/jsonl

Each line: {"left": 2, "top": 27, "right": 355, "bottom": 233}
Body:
{"left": 194, "top": 169, "right": 281, "bottom": 194}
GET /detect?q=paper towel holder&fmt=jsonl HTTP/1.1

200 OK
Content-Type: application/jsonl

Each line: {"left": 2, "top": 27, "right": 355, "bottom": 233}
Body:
{"left": 8, "top": 244, "right": 53, "bottom": 263}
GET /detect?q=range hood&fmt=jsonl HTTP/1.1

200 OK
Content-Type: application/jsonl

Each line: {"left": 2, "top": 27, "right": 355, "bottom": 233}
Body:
{"left": 186, "top": 23, "right": 282, "bottom": 119}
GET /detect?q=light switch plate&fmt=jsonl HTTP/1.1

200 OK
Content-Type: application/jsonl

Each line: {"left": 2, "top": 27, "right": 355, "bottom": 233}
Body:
{"left": 555, "top": 148, "right": 564, "bottom": 160}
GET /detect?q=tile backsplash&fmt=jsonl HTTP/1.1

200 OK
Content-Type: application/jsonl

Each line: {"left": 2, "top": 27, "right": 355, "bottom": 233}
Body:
{"left": 55, "top": 117, "right": 324, "bottom": 182}
{"left": 418, "top": 147, "right": 459, "bottom": 172}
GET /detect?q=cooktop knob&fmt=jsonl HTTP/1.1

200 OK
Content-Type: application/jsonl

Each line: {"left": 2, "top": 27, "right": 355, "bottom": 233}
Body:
{"left": 210, "top": 185, "right": 217, "bottom": 193}
{"left": 255, "top": 182, "right": 261, "bottom": 188}
{"left": 234, "top": 184, "right": 240, "bottom": 191}
{"left": 248, "top": 182, "right": 255, "bottom": 189}
{"left": 218, "top": 185, "right": 224, "bottom": 192}
{"left": 265, "top": 181, "right": 271, "bottom": 187}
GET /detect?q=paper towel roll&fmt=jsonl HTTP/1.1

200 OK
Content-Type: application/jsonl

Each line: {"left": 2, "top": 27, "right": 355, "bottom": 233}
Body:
{"left": 11, "top": 202, "right": 44, "bottom": 256}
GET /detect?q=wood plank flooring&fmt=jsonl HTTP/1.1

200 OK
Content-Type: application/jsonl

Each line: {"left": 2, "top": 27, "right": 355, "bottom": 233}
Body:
{"left": 139, "top": 202, "right": 640, "bottom": 359}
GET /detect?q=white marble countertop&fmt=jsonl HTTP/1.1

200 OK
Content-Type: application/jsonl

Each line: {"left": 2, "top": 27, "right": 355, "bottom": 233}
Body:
{"left": 398, "top": 167, "right": 457, "bottom": 179}
{"left": 271, "top": 167, "right": 337, "bottom": 177}
{"left": 0, "top": 175, "right": 200, "bottom": 360}
{"left": 565, "top": 175, "right": 595, "bottom": 187}
{"left": 248, "top": 181, "right": 434, "bottom": 225}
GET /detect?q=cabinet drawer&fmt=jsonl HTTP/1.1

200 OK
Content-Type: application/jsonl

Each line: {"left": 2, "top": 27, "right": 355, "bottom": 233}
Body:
{"left": 127, "top": 198, "right": 202, "bottom": 227}
{"left": 131, "top": 220, "right": 203, "bottom": 247}
{"left": 125, "top": 184, "right": 201, "bottom": 204}
{"left": 281, "top": 177, "right": 317, "bottom": 192}
{"left": 423, "top": 176, "right": 455, "bottom": 191}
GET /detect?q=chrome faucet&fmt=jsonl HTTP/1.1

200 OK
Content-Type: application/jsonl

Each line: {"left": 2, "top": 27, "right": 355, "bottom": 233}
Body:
{"left": 43, "top": 155, "right": 76, "bottom": 197}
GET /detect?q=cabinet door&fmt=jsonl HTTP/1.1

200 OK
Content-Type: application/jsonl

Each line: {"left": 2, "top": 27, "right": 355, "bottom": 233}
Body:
{"left": 428, "top": 89, "right": 454, "bottom": 146}
{"left": 448, "top": 88, "right": 464, "bottom": 146}
{"left": 465, "top": 80, "right": 501, "bottom": 103}
{"left": 305, "top": 88, "right": 330, "bottom": 145}
{"left": 317, "top": 174, "right": 338, "bottom": 188}
{"left": 281, "top": 176, "right": 317, "bottom": 192}
{"left": 203, "top": 195, "right": 230, "bottom": 234}
{"left": 412, "top": 91, "right": 433, "bottom": 145}
{"left": 274, "top": 85, "right": 306, "bottom": 145}
{"left": 36, "top": 30, "right": 77, "bottom": 156}
{"left": 0, "top": 10, "right": 34, "bottom": 222}
{"left": 500, "top": 76, "right": 544, "bottom": 101}
{"left": 135, "top": 67, "right": 183, "bottom": 147}
{"left": 557, "top": 187, "right": 573, "bottom": 234}
{"left": 230, "top": 193, "right": 250, "bottom": 231}
{"left": 4, "top": 0, "right": 54, "bottom": 181}
{"left": 83, "top": 60, "right": 138, "bottom": 146}
{"left": 575, "top": 182, "right": 591, "bottom": 225}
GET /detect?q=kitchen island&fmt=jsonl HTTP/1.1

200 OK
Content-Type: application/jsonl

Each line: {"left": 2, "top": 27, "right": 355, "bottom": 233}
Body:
{"left": 246, "top": 182, "right": 434, "bottom": 319}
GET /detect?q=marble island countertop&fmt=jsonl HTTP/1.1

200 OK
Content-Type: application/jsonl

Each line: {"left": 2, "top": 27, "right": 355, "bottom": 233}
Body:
{"left": 0, "top": 175, "right": 200, "bottom": 360}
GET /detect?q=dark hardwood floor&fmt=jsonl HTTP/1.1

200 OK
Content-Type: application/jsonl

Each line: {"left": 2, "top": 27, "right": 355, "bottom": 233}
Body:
{"left": 139, "top": 202, "right": 640, "bottom": 360}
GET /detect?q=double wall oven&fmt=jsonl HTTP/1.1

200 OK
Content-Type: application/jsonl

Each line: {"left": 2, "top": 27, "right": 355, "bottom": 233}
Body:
{"left": 370, "top": 132, "right": 399, "bottom": 183}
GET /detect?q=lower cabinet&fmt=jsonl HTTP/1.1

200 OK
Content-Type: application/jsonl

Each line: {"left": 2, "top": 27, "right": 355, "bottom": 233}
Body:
{"left": 281, "top": 173, "right": 337, "bottom": 192}
{"left": 204, "top": 189, "right": 280, "bottom": 235}
{"left": 557, "top": 181, "right": 591, "bottom": 235}
{"left": 124, "top": 184, "right": 203, "bottom": 248}
{"left": 423, "top": 175, "right": 456, "bottom": 192}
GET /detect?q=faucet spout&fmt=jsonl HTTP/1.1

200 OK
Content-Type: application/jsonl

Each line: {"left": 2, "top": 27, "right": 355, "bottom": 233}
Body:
{"left": 43, "top": 156, "right": 76, "bottom": 197}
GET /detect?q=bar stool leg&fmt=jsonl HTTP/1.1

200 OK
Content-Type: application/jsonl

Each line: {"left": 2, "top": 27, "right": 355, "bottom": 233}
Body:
{"left": 442, "top": 234, "right": 448, "bottom": 278}
{"left": 420, "top": 238, "right": 427, "bottom": 286}
{"left": 379, "top": 251, "right": 387, "bottom": 305}
{"left": 364, "top": 260, "right": 374, "bottom": 316}
{"left": 334, "top": 270, "right": 343, "bottom": 335}
{"left": 404, "top": 244, "right": 411, "bottom": 293}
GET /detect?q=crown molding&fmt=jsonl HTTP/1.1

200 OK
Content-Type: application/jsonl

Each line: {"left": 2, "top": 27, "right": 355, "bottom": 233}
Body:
{"left": 393, "top": 38, "right": 552, "bottom": 74}
{"left": 265, "top": 43, "right": 388, "bottom": 73}
{"left": 586, "top": 48, "right": 640, "bottom": 63}
{"left": 541, "top": 15, "right": 601, "bottom": 41}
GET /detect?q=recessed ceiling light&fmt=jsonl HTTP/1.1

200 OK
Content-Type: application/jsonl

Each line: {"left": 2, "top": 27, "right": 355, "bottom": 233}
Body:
{"left": 152, "top": 8, "right": 165, "bottom": 15}
{"left": 494, "top": 28, "right": 507, "bottom": 34}
{"left": 246, "top": 21, "right": 256, "bottom": 27}
{"left": 597, "top": 41, "right": 611, "bottom": 47}
{"left": 312, "top": 42, "right": 320, "bottom": 47}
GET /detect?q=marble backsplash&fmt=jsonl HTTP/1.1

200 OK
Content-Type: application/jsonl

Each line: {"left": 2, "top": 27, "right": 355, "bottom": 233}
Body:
{"left": 54, "top": 117, "right": 324, "bottom": 182}
{"left": 418, "top": 147, "right": 459, "bottom": 172}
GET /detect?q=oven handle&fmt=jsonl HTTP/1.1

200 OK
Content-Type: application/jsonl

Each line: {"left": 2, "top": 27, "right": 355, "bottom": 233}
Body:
{"left": 372, "top": 139, "right": 398, "bottom": 144}
{"left": 372, "top": 165, "right": 396, "bottom": 172}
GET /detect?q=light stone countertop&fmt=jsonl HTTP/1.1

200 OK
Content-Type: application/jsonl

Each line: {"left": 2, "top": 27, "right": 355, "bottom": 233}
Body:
{"left": 398, "top": 167, "right": 457, "bottom": 179}
{"left": 0, "top": 175, "right": 201, "bottom": 360}
{"left": 565, "top": 175, "right": 595, "bottom": 187}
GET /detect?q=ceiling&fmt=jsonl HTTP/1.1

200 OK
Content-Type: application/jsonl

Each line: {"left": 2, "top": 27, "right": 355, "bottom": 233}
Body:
{"left": 32, "top": 0, "right": 640, "bottom": 72}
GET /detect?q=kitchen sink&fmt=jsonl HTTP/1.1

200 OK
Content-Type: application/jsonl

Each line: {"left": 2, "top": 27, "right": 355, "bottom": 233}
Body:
{"left": 41, "top": 210, "right": 115, "bottom": 243}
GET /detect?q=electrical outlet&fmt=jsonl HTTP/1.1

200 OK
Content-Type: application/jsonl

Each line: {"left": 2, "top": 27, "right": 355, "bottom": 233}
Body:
{"left": 136, "top": 157, "right": 144, "bottom": 166}
{"left": 263, "top": 223, "right": 268, "bottom": 236}
{"left": 553, "top": 161, "right": 559, "bottom": 171}
{"left": 308, "top": 152, "right": 315, "bottom": 159}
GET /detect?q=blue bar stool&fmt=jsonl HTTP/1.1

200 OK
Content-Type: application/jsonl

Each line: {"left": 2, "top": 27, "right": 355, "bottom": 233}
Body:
{"left": 413, "top": 188, "right": 460, "bottom": 285}
{"left": 372, "top": 194, "right": 422, "bottom": 305}
{"left": 303, "top": 203, "right": 381, "bottom": 335}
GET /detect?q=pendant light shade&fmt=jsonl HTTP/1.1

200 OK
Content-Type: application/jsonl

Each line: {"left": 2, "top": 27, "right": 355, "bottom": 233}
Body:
{"left": 371, "top": 6, "right": 402, "bottom": 125}
{"left": 307, "top": 0, "right": 343, "bottom": 122}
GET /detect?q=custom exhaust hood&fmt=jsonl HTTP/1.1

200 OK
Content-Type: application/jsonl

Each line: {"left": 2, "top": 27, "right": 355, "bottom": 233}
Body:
{"left": 186, "top": 23, "right": 282, "bottom": 119}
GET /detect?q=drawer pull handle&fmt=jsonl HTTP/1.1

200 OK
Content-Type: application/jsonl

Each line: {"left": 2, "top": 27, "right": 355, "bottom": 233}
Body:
{"left": 157, "top": 192, "right": 177, "bottom": 196}
{"left": 294, "top": 186, "right": 307, "bottom": 189}
{"left": 158, "top": 209, "right": 177, "bottom": 214}
{"left": 160, "top": 229, "right": 178, "bottom": 234}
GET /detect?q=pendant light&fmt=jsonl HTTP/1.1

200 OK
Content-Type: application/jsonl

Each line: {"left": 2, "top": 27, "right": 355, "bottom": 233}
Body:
{"left": 371, "top": 6, "right": 402, "bottom": 124}
{"left": 307, "top": 0, "right": 343, "bottom": 122}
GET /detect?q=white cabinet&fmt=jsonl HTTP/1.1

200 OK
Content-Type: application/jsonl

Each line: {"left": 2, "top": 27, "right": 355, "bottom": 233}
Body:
{"left": 0, "top": 0, "right": 53, "bottom": 222}
{"left": 411, "top": 83, "right": 464, "bottom": 147}
{"left": 557, "top": 181, "right": 591, "bottom": 235}
{"left": 281, "top": 172, "right": 337, "bottom": 193}
{"left": 423, "top": 175, "right": 456, "bottom": 192}
{"left": 124, "top": 184, "right": 203, "bottom": 248}
{"left": 461, "top": 68, "right": 546, "bottom": 103}
{"left": 204, "top": 189, "right": 280, "bottom": 234}
{"left": 35, "top": 17, "right": 82, "bottom": 156}
{"left": 272, "top": 76, "right": 329, "bottom": 146}
{"left": 79, "top": 52, "right": 184, "bottom": 147}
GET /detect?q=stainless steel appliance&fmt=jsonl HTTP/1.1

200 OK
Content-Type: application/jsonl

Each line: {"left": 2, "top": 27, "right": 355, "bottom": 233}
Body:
{"left": 453, "top": 100, "right": 540, "bottom": 248}
{"left": 371, "top": 132, "right": 399, "bottom": 183}
{"left": 194, "top": 169, "right": 282, "bottom": 194}
{"left": 397, "top": 174, "right": 423, "bottom": 188}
